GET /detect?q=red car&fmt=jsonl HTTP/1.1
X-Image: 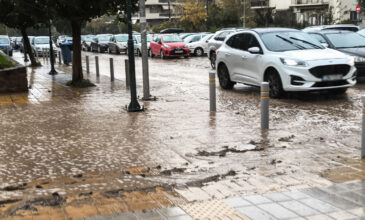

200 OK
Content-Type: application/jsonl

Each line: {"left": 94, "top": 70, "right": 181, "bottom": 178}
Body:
{"left": 149, "top": 34, "right": 190, "bottom": 58}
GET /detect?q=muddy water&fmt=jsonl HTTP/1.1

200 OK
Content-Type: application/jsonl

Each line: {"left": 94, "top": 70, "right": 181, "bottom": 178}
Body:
{"left": 0, "top": 51, "right": 364, "bottom": 203}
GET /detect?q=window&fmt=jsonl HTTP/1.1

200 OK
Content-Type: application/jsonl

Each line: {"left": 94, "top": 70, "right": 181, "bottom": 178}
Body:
{"left": 309, "top": 34, "right": 327, "bottom": 44}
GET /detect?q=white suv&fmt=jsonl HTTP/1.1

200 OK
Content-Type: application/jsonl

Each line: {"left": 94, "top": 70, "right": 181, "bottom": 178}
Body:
{"left": 216, "top": 28, "right": 357, "bottom": 98}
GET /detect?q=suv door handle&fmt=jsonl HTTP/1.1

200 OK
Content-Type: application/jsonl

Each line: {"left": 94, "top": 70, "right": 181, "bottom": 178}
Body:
{"left": 241, "top": 55, "right": 247, "bottom": 59}
{"left": 225, "top": 53, "right": 231, "bottom": 56}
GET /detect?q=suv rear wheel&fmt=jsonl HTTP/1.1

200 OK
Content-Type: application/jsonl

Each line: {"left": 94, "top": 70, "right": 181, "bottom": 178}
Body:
{"left": 218, "top": 64, "right": 234, "bottom": 90}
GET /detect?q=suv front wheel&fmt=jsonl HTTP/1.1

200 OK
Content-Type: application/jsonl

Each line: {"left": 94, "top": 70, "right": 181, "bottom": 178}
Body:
{"left": 267, "top": 71, "right": 284, "bottom": 98}
{"left": 217, "top": 64, "right": 234, "bottom": 90}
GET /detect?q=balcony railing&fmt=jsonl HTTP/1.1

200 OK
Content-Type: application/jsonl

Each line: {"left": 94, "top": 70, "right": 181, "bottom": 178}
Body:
{"left": 251, "top": 0, "right": 269, "bottom": 8}
{"left": 291, "top": 0, "right": 329, "bottom": 5}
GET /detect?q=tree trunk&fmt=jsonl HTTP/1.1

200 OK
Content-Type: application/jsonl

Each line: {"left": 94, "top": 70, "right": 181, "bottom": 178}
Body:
{"left": 71, "top": 19, "right": 83, "bottom": 82}
{"left": 20, "top": 27, "right": 37, "bottom": 66}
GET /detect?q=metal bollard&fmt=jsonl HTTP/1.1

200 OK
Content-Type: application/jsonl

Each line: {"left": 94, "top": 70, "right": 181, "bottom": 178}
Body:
{"left": 95, "top": 56, "right": 99, "bottom": 77}
{"left": 361, "top": 97, "right": 365, "bottom": 159}
{"left": 110, "top": 58, "right": 114, "bottom": 81}
{"left": 261, "top": 82, "right": 270, "bottom": 130}
{"left": 86, "top": 56, "right": 90, "bottom": 74}
{"left": 209, "top": 71, "right": 216, "bottom": 112}
{"left": 125, "top": 59, "right": 130, "bottom": 87}
{"left": 58, "top": 51, "right": 61, "bottom": 64}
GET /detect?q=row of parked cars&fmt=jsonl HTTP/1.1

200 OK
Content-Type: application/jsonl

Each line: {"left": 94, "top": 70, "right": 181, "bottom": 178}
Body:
{"left": 79, "top": 32, "right": 214, "bottom": 58}
{"left": 208, "top": 24, "right": 365, "bottom": 98}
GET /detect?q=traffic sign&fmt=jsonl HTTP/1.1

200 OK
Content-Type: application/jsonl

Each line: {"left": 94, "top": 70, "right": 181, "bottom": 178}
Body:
{"left": 357, "top": 5, "right": 361, "bottom": 14}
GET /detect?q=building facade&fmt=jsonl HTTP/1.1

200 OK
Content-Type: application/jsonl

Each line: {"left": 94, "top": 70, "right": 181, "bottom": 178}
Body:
{"left": 251, "top": 0, "right": 360, "bottom": 26}
{"left": 133, "top": 0, "right": 185, "bottom": 27}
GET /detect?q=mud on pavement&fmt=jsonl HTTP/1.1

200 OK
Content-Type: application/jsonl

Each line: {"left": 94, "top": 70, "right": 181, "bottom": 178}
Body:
{"left": 1, "top": 52, "right": 365, "bottom": 218}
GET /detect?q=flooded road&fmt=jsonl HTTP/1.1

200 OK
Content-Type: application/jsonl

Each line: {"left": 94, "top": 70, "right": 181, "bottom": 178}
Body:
{"left": 1, "top": 51, "right": 364, "bottom": 211}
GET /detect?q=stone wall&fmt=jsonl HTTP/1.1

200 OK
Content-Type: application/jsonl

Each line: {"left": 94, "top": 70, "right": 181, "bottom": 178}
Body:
{"left": 0, "top": 54, "right": 28, "bottom": 93}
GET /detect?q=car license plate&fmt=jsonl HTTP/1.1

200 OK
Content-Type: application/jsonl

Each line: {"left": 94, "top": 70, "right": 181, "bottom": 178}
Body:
{"left": 175, "top": 50, "right": 183, "bottom": 54}
{"left": 322, "top": 74, "right": 342, "bottom": 81}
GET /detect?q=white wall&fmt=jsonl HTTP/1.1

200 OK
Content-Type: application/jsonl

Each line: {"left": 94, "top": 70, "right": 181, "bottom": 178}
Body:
{"left": 269, "top": 0, "right": 291, "bottom": 10}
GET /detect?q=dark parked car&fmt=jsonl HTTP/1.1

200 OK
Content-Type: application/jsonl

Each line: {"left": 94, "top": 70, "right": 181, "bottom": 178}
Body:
{"left": 308, "top": 30, "right": 365, "bottom": 77}
{"left": 13, "top": 37, "right": 23, "bottom": 50}
{"left": 90, "top": 34, "right": 112, "bottom": 53}
{"left": 108, "top": 34, "right": 129, "bottom": 54}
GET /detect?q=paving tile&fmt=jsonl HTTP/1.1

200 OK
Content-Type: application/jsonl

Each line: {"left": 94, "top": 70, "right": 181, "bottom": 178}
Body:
{"left": 305, "top": 214, "right": 334, "bottom": 220}
{"left": 158, "top": 207, "right": 187, "bottom": 217}
{"left": 328, "top": 210, "right": 357, "bottom": 220}
{"left": 236, "top": 206, "right": 277, "bottom": 220}
{"left": 258, "top": 203, "right": 298, "bottom": 219}
{"left": 283, "top": 190, "right": 310, "bottom": 200}
{"left": 348, "top": 207, "right": 365, "bottom": 217}
{"left": 343, "top": 181, "right": 365, "bottom": 190}
{"left": 279, "top": 200, "right": 319, "bottom": 217}
{"left": 167, "top": 215, "right": 193, "bottom": 220}
{"left": 300, "top": 197, "right": 339, "bottom": 213}
{"left": 223, "top": 197, "right": 251, "bottom": 208}
{"left": 243, "top": 195, "right": 272, "bottom": 205}
{"left": 133, "top": 210, "right": 166, "bottom": 220}
{"left": 339, "top": 191, "right": 365, "bottom": 206}
{"left": 347, "top": 218, "right": 365, "bottom": 220}
{"left": 321, "top": 184, "right": 350, "bottom": 195}
{"left": 301, "top": 188, "right": 359, "bottom": 210}
{"left": 263, "top": 192, "right": 292, "bottom": 202}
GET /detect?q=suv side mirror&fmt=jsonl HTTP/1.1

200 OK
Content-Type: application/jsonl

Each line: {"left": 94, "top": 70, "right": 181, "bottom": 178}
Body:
{"left": 248, "top": 47, "right": 262, "bottom": 54}
{"left": 158, "top": 41, "right": 162, "bottom": 44}
{"left": 321, "top": 43, "right": 329, "bottom": 48}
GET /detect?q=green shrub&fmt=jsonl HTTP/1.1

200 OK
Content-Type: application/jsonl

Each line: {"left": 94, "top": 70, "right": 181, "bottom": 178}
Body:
{"left": 0, "top": 54, "right": 14, "bottom": 69}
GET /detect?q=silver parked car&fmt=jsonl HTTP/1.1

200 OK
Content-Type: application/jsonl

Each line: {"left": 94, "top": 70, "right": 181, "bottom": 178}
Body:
{"left": 208, "top": 29, "right": 244, "bottom": 69}
{"left": 108, "top": 34, "right": 129, "bottom": 54}
{"left": 186, "top": 34, "right": 213, "bottom": 56}
{"left": 134, "top": 34, "right": 152, "bottom": 56}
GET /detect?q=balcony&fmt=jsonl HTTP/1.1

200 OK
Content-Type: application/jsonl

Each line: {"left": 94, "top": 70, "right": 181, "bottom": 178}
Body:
{"left": 291, "top": 0, "right": 329, "bottom": 6}
{"left": 250, "top": 0, "right": 270, "bottom": 9}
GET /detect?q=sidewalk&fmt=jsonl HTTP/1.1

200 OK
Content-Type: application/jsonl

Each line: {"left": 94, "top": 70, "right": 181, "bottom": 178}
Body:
{"left": 1, "top": 53, "right": 365, "bottom": 219}
{"left": 82, "top": 180, "right": 365, "bottom": 220}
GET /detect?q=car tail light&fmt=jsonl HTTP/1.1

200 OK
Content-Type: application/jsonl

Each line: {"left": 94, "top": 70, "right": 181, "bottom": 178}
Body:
{"left": 216, "top": 50, "right": 219, "bottom": 56}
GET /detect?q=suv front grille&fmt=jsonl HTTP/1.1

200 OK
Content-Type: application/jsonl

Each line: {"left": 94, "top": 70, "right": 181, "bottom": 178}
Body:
{"left": 309, "top": 65, "right": 350, "bottom": 78}
{"left": 312, "top": 80, "right": 348, "bottom": 87}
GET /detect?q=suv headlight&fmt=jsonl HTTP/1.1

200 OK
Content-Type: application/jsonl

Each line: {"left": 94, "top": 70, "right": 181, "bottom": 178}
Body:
{"left": 280, "top": 58, "right": 307, "bottom": 67}
{"left": 164, "top": 44, "right": 171, "bottom": 49}
{"left": 352, "top": 56, "right": 365, "bottom": 63}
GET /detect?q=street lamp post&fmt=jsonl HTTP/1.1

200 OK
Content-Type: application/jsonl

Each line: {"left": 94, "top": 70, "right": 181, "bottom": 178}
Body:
{"left": 127, "top": 0, "right": 143, "bottom": 112}
{"left": 48, "top": 21, "right": 57, "bottom": 75}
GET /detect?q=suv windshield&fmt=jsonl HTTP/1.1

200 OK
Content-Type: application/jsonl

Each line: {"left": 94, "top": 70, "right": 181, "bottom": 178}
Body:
{"left": 0, "top": 38, "right": 9, "bottom": 44}
{"left": 261, "top": 31, "right": 324, "bottom": 52}
{"left": 162, "top": 35, "right": 182, "bottom": 43}
{"left": 115, "top": 35, "right": 128, "bottom": 42}
{"left": 35, "top": 38, "right": 49, "bottom": 44}
{"left": 325, "top": 32, "right": 365, "bottom": 48}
